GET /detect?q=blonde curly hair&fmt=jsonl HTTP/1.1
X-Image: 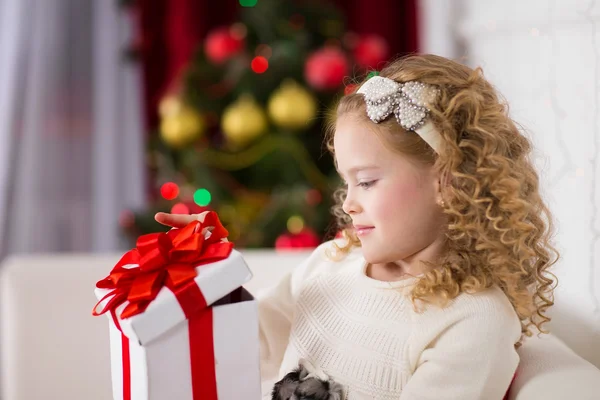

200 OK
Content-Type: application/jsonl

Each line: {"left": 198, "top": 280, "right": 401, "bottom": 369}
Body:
{"left": 325, "top": 54, "right": 559, "bottom": 339}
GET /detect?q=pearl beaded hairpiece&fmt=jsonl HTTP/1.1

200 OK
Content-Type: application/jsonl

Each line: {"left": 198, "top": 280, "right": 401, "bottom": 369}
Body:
{"left": 356, "top": 76, "right": 442, "bottom": 153}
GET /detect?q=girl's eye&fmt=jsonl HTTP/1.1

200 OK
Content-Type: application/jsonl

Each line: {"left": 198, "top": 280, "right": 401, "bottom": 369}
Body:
{"left": 357, "top": 180, "right": 376, "bottom": 189}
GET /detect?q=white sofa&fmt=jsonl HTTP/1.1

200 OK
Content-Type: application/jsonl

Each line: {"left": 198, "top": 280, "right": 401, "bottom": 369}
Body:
{"left": 1, "top": 251, "right": 599, "bottom": 400}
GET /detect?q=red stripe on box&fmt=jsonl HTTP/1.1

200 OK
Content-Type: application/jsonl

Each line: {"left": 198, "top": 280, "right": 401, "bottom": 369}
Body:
{"left": 189, "top": 308, "right": 218, "bottom": 400}
{"left": 112, "top": 313, "right": 132, "bottom": 400}
{"left": 113, "top": 275, "right": 217, "bottom": 399}
{"left": 121, "top": 333, "right": 131, "bottom": 400}
{"left": 172, "top": 280, "right": 208, "bottom": 318}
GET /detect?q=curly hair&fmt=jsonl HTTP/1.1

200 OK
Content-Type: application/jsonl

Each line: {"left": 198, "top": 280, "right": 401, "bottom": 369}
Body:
{"left": 325, "top": 54, "right": 559, "bottom": 339}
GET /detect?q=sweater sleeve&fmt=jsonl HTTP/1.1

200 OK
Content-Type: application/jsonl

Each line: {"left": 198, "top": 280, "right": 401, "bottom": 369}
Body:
{"left": 400, "top": 290, "right": 522, "bottom": 400}
{"left": 257, "top": 241, "right": 337, "bottom": 384}
{"left": 257, "top": 267, "right": 295, "bottom": 383}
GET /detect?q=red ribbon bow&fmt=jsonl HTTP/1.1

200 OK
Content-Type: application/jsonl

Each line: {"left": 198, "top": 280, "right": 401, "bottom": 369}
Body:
{"left": 93, "top": 211, "right": 233, "bottom": 320}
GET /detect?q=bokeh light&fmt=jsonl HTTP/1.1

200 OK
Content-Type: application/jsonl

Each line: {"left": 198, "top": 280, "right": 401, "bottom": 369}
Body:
{"left": 239, "top": 0, "right": 258, "bottom": 7}
{"left": 194, "top": 188, "right": 212, "bottom": 206}
{"left": 287, "top": 215, "right": 304, "bottom": 234}
{"left": 251, "top": 56, "right": 268, "bottom": 73}
{"left": 171, "top": 202, "right": 190, "bottom": 214}
{"left": 160, "top": 182, "right": 179, "bottom": 200}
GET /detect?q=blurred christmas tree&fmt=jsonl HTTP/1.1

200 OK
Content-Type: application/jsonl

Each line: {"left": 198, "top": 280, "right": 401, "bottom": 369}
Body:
{"left": 122, "top": 0, "right": 389, "bottom": 249}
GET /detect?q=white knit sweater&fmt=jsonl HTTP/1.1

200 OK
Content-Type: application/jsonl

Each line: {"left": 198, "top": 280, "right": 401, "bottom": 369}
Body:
{"left": 258, "top": 241, "right": 521, "bottom": 400}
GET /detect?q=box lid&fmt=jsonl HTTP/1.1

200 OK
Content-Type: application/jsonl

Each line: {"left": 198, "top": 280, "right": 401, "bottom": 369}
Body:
{"left": 93, "top": 214, "right": 253, "bottom": 346}
{"left": 95, "top": 249, "right": 251, "bottom": 346}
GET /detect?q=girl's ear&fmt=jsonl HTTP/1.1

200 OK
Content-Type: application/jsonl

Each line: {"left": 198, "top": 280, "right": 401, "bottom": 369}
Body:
{"left": 439, "top": 167, "right": 451, "bottom": 187}
{"left": 434, "top": 169, "right": 448, "bottom": 207}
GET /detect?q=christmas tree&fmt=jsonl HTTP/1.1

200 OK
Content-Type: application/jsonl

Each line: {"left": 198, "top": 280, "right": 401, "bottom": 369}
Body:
{"left": 123, "top": 0, "right": 390, "bottom": 249}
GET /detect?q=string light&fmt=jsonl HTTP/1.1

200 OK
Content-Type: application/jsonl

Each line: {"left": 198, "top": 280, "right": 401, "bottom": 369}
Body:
{"left": 171, "top": 202, "right": 190, "bottom": 214}
{"left": 251, "top": 56, "right": 268, "bottom": 74}
{"left": 194, "top": 188, "right": 212, "bottom": 206}
{"left": 160, "top": 182, "right": 179, "bottom": 200}
{"left": 239, "top": 0, "right": 258, "bottom": 7}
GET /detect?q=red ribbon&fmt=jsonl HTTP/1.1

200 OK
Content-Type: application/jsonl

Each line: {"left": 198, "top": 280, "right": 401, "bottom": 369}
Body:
{"left": 112, "top": 317, "right": 131, "bottom": 400}
{"left": 93, "top": 211, "right": 232, "bottom": 400}
{"left": 92, "top": 211, "right": 232, "bottom": 320}
{"left": 121, "top": 333, "right": 131, "bottom": 400}
{"left": 113, "top": 290, "right": 219, "bottom": 400}
{"left": 190, "top": 309, "right": 218, "bottom": 399}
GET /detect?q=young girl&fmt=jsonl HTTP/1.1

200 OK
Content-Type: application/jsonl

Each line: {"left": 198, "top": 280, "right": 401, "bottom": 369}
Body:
{"left": 155, "top": 54, "right": 558, "bottom": 400}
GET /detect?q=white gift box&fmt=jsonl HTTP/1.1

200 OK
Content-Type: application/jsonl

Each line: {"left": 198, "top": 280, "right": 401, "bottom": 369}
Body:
{"left": 94, "top": 249, "right": 261, "bottom": 400}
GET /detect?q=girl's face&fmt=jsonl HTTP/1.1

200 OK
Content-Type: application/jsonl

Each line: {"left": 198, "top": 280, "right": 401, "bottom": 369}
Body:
{"left": 334, "top": 116, "right": 446, "bottom": 265}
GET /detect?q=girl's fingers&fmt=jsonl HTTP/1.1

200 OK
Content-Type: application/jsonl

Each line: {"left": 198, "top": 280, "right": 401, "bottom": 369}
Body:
{"left": 155, "top": 212, "right": 228, "bottom": 240}
{"left": 154, "top": 212, "right": 200, "bottom": 228}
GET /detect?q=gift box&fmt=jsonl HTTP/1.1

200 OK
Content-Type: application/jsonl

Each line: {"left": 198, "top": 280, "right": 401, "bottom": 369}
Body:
{"left": 93, "top": 212, "right": 261, "bottom": 400}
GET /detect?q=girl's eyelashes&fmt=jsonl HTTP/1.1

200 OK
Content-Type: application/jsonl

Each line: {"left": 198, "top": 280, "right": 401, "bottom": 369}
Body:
{"left": 339, "top": 177, "right": 377, "bottom": 189}
{"left": 357, "top": 180, "right": 377, "bottom": 189}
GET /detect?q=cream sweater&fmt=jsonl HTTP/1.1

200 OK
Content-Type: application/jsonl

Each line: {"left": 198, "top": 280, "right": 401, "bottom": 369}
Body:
{"left": 258, "top": 241, "right": 521, "bottom": 400}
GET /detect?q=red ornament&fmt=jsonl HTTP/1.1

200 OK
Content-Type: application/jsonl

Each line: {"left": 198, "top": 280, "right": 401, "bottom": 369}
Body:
{"left": 204, "top": 27, "right": 245, "bottom": 64}
{"left": 304, "top": 47, "right": 349, "bottom": 91}
{"left": 160, "top": 182, "right": 179, "bottom": 200}
{"left": 251, "top": 56, "right": 269, "bottom": 74}
{"left": 353, "top": 35, "right": 389, "bottom": 70}
{"left": 275, "top": 228, "right": 320, "bottom": 251}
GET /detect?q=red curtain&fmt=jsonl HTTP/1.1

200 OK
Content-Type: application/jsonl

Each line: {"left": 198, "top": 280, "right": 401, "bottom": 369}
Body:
{"left": 136, "top": 0, "right": 238, "bottom": 128}
{"left": 331, "top": 0, "right": 418, "bottom": 62}
{"left": 135, "top": 0, "right": 418, "bottom": 129}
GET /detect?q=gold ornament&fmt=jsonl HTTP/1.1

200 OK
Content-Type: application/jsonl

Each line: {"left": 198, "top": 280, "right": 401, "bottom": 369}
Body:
{"left": 221, "top": 95, "right": 268, "bottom": 148}
{"left": 268, "top": 80, "right": 317, "bottom": 130}
{"left": 159, "top": 96, "right": 205, "bottom": 148}
{"left": 287, "top": 215, "right": 305, "bottom": 234}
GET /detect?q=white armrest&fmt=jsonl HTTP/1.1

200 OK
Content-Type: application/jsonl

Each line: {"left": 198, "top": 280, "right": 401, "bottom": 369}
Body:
{"left": 510, "top": 334, "right": 600, "bottom": 400}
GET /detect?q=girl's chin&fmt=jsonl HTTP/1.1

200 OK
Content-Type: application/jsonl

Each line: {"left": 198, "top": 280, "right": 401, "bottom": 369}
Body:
{"left": 361, "top": 248, "right": 394, "bottom": 265}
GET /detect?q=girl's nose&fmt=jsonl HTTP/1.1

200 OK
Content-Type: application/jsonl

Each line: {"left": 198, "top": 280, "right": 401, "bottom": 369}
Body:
{"left": 342, "top": 191, "right": 360, "bottom": 215}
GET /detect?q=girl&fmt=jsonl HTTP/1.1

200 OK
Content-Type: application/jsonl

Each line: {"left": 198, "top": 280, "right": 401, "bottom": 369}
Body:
{"left": 155, "top": 54, "right": 558, "bottom": 400}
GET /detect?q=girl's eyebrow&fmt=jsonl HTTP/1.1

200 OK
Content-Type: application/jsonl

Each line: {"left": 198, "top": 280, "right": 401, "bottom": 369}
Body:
{"left": 336, "top": 165, "right": 380, "bottom": 178}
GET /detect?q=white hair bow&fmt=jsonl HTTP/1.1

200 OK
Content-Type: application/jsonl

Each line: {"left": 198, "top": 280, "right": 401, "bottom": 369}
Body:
{"left": 357, "top": 76, "right": 442, "bottom": 153}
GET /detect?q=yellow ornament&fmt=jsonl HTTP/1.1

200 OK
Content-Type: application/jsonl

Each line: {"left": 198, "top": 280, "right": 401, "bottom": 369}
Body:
{"left": 221, "top": 95, "right": 268, "bottom": 148}
{"left": 159, "top": 96, "right": 205, "bottom": 148}
{"left": 268, "top": 80, "right": 317, "bottom": 130}
{"left": 287, "top": 215, "right": 305, "bottom": 234}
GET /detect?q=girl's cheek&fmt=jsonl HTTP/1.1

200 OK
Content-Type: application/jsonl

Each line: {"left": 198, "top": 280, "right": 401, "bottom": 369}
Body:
{"left": 390, "top": 183, "right": 424, "bottom": 207}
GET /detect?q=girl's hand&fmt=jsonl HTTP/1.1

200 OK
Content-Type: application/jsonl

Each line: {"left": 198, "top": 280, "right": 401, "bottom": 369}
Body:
{"left": 154, "top": 211, "right": 229, "bottom": 243}
{"left": 154, "top": 211, "right": 211, "bottom": 229}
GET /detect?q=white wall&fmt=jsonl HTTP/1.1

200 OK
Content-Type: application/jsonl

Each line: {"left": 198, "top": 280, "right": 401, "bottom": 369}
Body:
{"left": 436, "top": 0, "right": 600, "bottom": 366}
